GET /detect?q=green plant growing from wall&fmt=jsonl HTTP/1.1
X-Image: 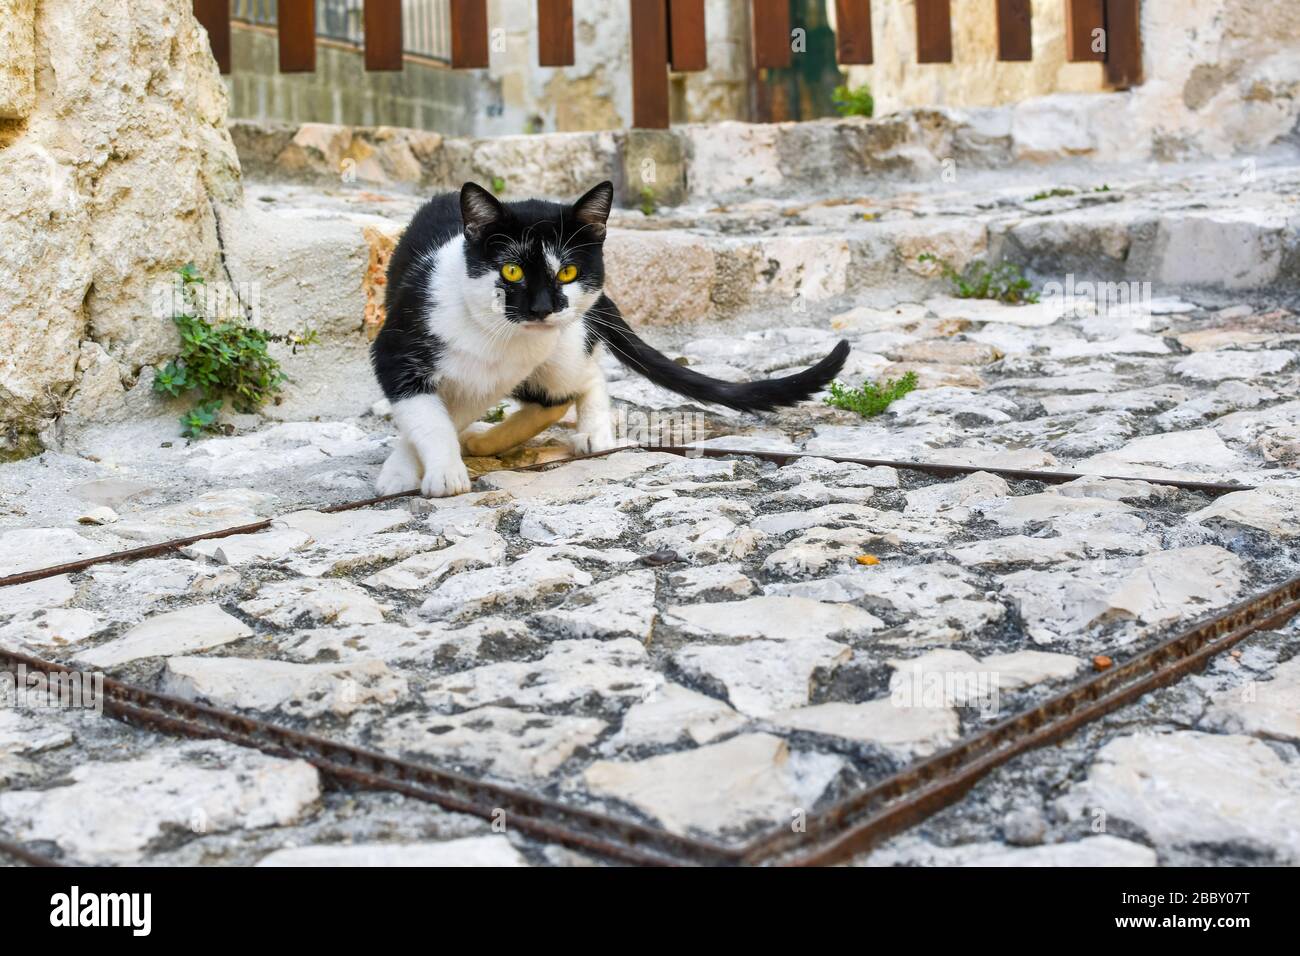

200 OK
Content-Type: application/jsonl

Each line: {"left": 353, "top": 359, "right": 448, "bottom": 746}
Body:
{"left": 153, "top": 264, "right": 317, "bottom": 438}
{"left": 639, "top": 186, "right": 657, "bottom": 217}
{"left": 491, "top": 175, "right": 507, "bottom": 195}
{"left": 832, "top": 83, "right": 874, "bottom": 118}
{"left": 824, "top": 371, "right": 918, "bottom": 418}
{"left": 917, "top": 254, "right": 1039, "bottom": 305}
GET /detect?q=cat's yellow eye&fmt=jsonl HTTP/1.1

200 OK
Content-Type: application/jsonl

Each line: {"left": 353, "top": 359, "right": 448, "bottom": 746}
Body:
{"left": 557, "top": 264, "right": 579, "bottom": 284}
{"left": 501, "top": 263, "right": 523, "bottom": 282}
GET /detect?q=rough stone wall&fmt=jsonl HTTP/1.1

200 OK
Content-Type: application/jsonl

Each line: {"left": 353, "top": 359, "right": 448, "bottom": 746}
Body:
{"left": 1132, "top": 0, "right": 1300, "bottom": 158}
{"left": 843, "top": 0, "right": 1300, "bottom": 160}
{"left": 0, "top": 0, "right": 242, "bottom": 457}
{"left": 840, "top": 0, "right": 1106, "bottom": 113}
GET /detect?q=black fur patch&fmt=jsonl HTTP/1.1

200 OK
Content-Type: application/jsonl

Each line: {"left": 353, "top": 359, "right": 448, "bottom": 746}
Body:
{"left": 511, "top": 381, "right": 576, "bottom": 408}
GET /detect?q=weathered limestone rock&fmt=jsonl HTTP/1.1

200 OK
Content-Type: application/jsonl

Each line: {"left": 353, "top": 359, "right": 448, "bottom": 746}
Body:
{"left": 75, "top": 604, "right": 252, "bottom": 667}
{"left": 362, "top": 531, "right": 506, "bottom": 589}
{"left": 278, "top": 618, "right": 537, "bottom": 667}
{"left": 1001, "top": 545, "right": 1244, "bottom": 643}
{"left": 162, "top": 656, "right": 407, "bottom": 717}
{"left": 182, "top": 424, "right": 382, "bottom": 479}
{"left": 518, "top": 504, "right": 630, "bottom": 545}
{"left": 370, "top": 706, "right": 605, "bottom": 780}
{"left": 672, "top": 638, "right": 852, "bottom": 717}
{"left": 668, "top": 563, "right": 755, "bottom": 598}
{"left": 85, "top": 559, "right": 239, "bottom": 618}
{"left": 1190, "top": 486, "right": 1300, "bottom": 539}
{"left": 904, "top": 471, "right": 1010, "bottom": 516}
{"left": 0, "top": 528, "right": 112, "bottom": 577}
{"left": 255, "top": 835, "right": 527, "bottom": 868}
{"left": 1063, "top": 732, "right": 1300, "bottom": 861}
{"left": 607, "top": 683, "right": 747, "bottom": 750}
{"left": 239, "top": 579, "right": 386, "bottom": 627}
{"left": 864, "top": 835, "right": 1156, "bottom": 868}
{"left": 419, "top": 552, "right": 592, "bottom": 621}
{"left": 583, "top": 733, "right": 843, "bottom": 836}
{"left": 664, "top": 596, "right": 882, "bottom": 642}
{"left": 765, "top": 564, "right": 1003, "bottom": 641}
{"left": 181, "top": 527, "right": 313, "bottom": 566}
{"left": 0, "top": 0, "right": 241, "bottom": 454}
{"left": 0, "top": 608, "right": 101, "bottom": 649}
{"left": 604, "top": 231, "right": 717, "bottom": 327}
{"left": 1203, "top": 656, "right": 1300, "bottom": 743}
{"left": 773, "top": 698, "right": 959, "bottom": 757}
{"left": 532, "top": 571, "right": 658, "bottom": 641}
{"left": 110, "top": 489, "right": 275, "bottom": 542}
{"left": 423, "top": 638, "right": 661, "bottom": 712}
{"left": 0, "top": 575, "right": 77, "bottom": 615}
{"left": 0, "top": 741, "right": 319, "bottom": 864}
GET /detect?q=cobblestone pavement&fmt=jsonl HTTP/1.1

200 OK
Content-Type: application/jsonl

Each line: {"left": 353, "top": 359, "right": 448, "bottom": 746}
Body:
{"left": 2, "top": 160, "right": 1299, "bottom": 866}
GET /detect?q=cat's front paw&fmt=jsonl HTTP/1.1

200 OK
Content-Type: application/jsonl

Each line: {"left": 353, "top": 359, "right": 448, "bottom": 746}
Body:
{"left": 570, "top": 429, "right": 615, "bottom": 456}
{"left": 420, "top": 459, "right": 473, "bottom": 497}
{"left": 376, "top": 447, "right": 421, "bottom": 495}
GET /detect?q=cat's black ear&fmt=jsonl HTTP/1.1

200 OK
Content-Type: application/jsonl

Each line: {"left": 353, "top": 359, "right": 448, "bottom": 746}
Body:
{"left": 460, "top": 182, "right": 504, "bottom": 242}
{"left": 571, "top": 181, "right": 613, "bottom": 239}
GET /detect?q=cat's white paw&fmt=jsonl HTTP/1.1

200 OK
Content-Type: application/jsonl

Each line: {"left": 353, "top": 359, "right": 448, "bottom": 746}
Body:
{"left": 375, "top": 448, "right": 421, "bottom": 495}
{"left": 570, "top": 428, "right": 616, "bottom": 455}
{"left": 420, "top": 458, "right": 473, "bottom": 497}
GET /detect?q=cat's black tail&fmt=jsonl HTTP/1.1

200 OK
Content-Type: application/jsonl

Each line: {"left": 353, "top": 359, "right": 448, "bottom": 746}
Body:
{"left": 585, "top": 295, "right": 850, "bottom": 413}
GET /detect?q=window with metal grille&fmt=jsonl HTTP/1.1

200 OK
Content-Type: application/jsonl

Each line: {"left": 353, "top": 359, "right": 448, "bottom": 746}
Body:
{"left": 229, "top": 0, "right": 450, "bottom": 62}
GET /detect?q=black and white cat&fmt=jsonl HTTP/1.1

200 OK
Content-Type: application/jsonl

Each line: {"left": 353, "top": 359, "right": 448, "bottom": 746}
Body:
{"left": 370, "top": 181, "right": 850, "bottom": 496}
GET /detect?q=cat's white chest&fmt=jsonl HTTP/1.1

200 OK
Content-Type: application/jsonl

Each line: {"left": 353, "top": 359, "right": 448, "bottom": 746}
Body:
{"left": 422, "top": 237, "right": 579, "bottom": 428}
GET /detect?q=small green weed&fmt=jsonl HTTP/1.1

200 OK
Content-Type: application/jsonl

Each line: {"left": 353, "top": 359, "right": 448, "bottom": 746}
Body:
{"left": 481, "top": 403, "right": 507, "bottom": 424}
{"left": 154, "top": 265, "right": 317, "bottom": 438}
{"left": 824, "top": 371, "right": 918, "bottom": 418}
{"left": 917, "top": 254, "right": 1039, "bottom": 305}
{"left": 832, "top": 83, "right": 875, "bottom": 118}
{"left": 491, "top": 175, "right": 507, "bottom": 194}
{"left": 1027, "top": 187, "right": 1076, "bottom": 202}
{"left": 639, "top": 186, "right": 657, "bottom": 217}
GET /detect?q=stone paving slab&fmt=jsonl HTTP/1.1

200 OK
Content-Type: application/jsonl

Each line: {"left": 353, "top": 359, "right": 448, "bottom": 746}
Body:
{"left": 3, "top": 443, "right": 1296, "bottom": 865}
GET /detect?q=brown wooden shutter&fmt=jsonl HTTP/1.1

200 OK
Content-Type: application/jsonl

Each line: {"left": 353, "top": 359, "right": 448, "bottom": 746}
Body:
{"left": 538, "top": 0, "right": 575, "bottom": 67}
{"left": 751, "top": 0, "right": 792, "bottom": 69}
{"left": 450, "top": 0, "right": 490, "bottom": 68}
{"left": 668, "top": 0, "right": 707, "bottom": 71}
{"left": 996, "top": 0, "right": 1032, "bottom": 62}
{"left": 364, "top": 0, "right": 404, "bottom": 72}
{"left": 834, "top": 1, "right": 873, "bottom": 65}
{"left": 915, "top": 0, "right": 952, "bottom": 64}
{"left": 278, "top": 0, "right": 316, "bottom": 73}
{"left": 630, "top": 0, "right": 670, "bottom": 128}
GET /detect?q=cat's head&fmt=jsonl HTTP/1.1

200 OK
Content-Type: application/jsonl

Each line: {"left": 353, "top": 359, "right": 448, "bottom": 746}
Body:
{"left": 459, "top": 180, "right": 612, "bottom": 331}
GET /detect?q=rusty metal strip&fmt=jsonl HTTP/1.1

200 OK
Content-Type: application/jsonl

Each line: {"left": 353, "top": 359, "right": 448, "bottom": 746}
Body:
{"left": 0, "top": 444, "right": 1252, "bottom": 591}
{"left": 0, "top": 834, "right": 62, "bottom": 867}
{"left": 650, "top": 446, "right": 1256, "bottom": 496}
{"left": 742, "top": 572, "right": 1300, "bottom": 866}
{"left": 0, "top": 648, "right": 741, "bottom": 867}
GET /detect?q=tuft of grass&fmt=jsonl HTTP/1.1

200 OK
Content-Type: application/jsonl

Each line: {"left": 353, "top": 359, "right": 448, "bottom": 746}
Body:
{"left": 917, "top": 254, "right": 1039, "bottom": 305}
{"left": 481, "top": 403, "right": 507, "bottom": 423}
{"left": 832, "top": 83, "right": 875, "bottom": 118}
{"left": 153, "top": 265, "right": 317, "bottom": 438}
{"left": 824, "top": 371, "right": 918, "bottom": 418}
{"left": 1027, "top": 187, "right": 1077, "bottom": 202}
{"left": 490, "top": 175, "right": 507, "bottom": 195}
{"left": 639, "top": 186, "right": 657, "bottom": 217}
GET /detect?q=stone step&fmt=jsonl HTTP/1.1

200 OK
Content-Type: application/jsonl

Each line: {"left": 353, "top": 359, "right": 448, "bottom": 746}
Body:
{"left": 227, "top": 160, "right": 1300, "bottom": 344}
